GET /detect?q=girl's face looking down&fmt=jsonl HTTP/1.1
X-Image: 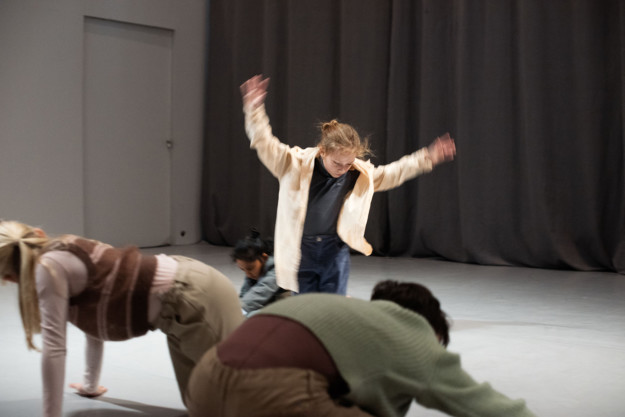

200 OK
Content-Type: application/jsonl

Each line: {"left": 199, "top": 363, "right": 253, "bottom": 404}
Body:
{"left": 236, "top": 254, "right": 268, "bottom": 280}
{"left": 320, "top": 149, "right": 356, "bottom": 178}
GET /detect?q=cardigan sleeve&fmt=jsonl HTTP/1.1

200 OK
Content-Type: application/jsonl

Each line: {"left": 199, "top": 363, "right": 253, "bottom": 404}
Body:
{"left": 244, "top": 103, "right": 297, "bottom": 179}
{"left": 371, "top": 148, "right": 434, "bottom": 192}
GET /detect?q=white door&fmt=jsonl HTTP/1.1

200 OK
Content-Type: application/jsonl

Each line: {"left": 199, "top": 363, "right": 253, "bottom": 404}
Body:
{"left": 0, "top": 1, "right": 206, "bottom": 246}
{"left": 79, "top": 1, "right": 207, "bottom": 247}
{"left": 83, "top": 17, "right": 172, "bottom": 247}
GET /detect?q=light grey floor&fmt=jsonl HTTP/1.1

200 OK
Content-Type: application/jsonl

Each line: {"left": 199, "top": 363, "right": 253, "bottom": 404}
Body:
{"left": 1, "top": 242, "right": 624, "bottom": 417}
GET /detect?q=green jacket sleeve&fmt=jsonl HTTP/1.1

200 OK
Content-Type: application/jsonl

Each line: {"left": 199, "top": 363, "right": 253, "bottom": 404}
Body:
{"left": 417, "top": 350, "right": 538, "bottom": 417}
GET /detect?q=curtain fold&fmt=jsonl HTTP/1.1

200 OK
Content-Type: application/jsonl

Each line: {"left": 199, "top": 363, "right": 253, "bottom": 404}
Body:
{"left": 202, "top": 0, "right": 624, "bottom": 274}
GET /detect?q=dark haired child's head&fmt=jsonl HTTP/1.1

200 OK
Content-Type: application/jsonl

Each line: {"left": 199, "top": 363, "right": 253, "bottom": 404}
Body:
{"left": 371, "top": 280, "right": 450, "bottom": 347}
{"left": 231, "top": 229, "right": 273, "bottom": 280}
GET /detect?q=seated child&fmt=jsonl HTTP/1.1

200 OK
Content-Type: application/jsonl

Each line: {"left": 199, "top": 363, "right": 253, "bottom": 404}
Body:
{"left": 232, "top": 229, "right": 289, "bottom": 315}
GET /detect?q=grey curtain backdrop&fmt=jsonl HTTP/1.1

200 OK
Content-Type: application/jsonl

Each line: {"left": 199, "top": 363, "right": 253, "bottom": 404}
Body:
{"left": 201, "top": 0, "right": 625, "bottom": 274}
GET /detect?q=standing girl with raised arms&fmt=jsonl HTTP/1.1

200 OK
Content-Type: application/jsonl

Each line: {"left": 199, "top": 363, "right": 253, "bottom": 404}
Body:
{"left": 240, "top": 74, "right": 456, "bottom": 295}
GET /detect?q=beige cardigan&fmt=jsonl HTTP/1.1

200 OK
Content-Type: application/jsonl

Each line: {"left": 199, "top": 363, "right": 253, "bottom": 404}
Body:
{"left": 244, "top": 104, "right": 434, "bottom": 292}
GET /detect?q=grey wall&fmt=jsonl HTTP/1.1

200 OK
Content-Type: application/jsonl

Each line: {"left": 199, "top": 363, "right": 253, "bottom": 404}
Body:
{"left": 0, "top": 0, "right": 207, "bottom": 246}
{"left": 1, "top": 3, "right": 84, "bottom": 235}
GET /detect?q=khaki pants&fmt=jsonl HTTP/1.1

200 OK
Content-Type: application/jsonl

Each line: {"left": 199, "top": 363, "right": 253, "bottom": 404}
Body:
{"left": 151, "top": 256, "right": 243, "bottom": 403}
{"left": 186, "top": 347, "right": 374, "bottom": 417}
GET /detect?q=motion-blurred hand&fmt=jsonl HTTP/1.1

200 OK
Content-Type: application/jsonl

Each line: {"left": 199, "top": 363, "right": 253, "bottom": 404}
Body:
{"left": 427, "top": 133, "right": 456, "bottom": 166}
{"left": 240, "top": 74, "right": 270, "bottom": 110}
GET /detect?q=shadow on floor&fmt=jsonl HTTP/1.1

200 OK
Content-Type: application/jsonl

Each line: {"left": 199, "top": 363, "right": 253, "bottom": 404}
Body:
{"left": 68, "top": 397, "right": 187, "bottom": 417}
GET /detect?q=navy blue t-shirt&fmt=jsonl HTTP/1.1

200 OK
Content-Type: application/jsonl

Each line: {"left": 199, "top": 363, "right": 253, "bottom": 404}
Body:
{"left": 303, "top": 158, "right": 360, "bottom": 236}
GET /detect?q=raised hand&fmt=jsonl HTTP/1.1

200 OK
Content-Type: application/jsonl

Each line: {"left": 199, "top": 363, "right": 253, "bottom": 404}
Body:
{"left": 240, "top": 74, "right": 270, "bottom": 110}
{"left": 427, "top": 133, "right": 456, "bottom": 166}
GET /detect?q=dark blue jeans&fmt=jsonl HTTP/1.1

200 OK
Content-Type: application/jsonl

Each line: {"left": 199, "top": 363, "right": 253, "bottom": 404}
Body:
{"left": 297, "top": 234, "right": 350, "bottom": 295}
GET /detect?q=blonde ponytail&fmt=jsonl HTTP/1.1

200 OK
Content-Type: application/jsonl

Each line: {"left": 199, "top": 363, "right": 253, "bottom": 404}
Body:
{"left": 0, "top": 221, "right": 50, "bottom": 350}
